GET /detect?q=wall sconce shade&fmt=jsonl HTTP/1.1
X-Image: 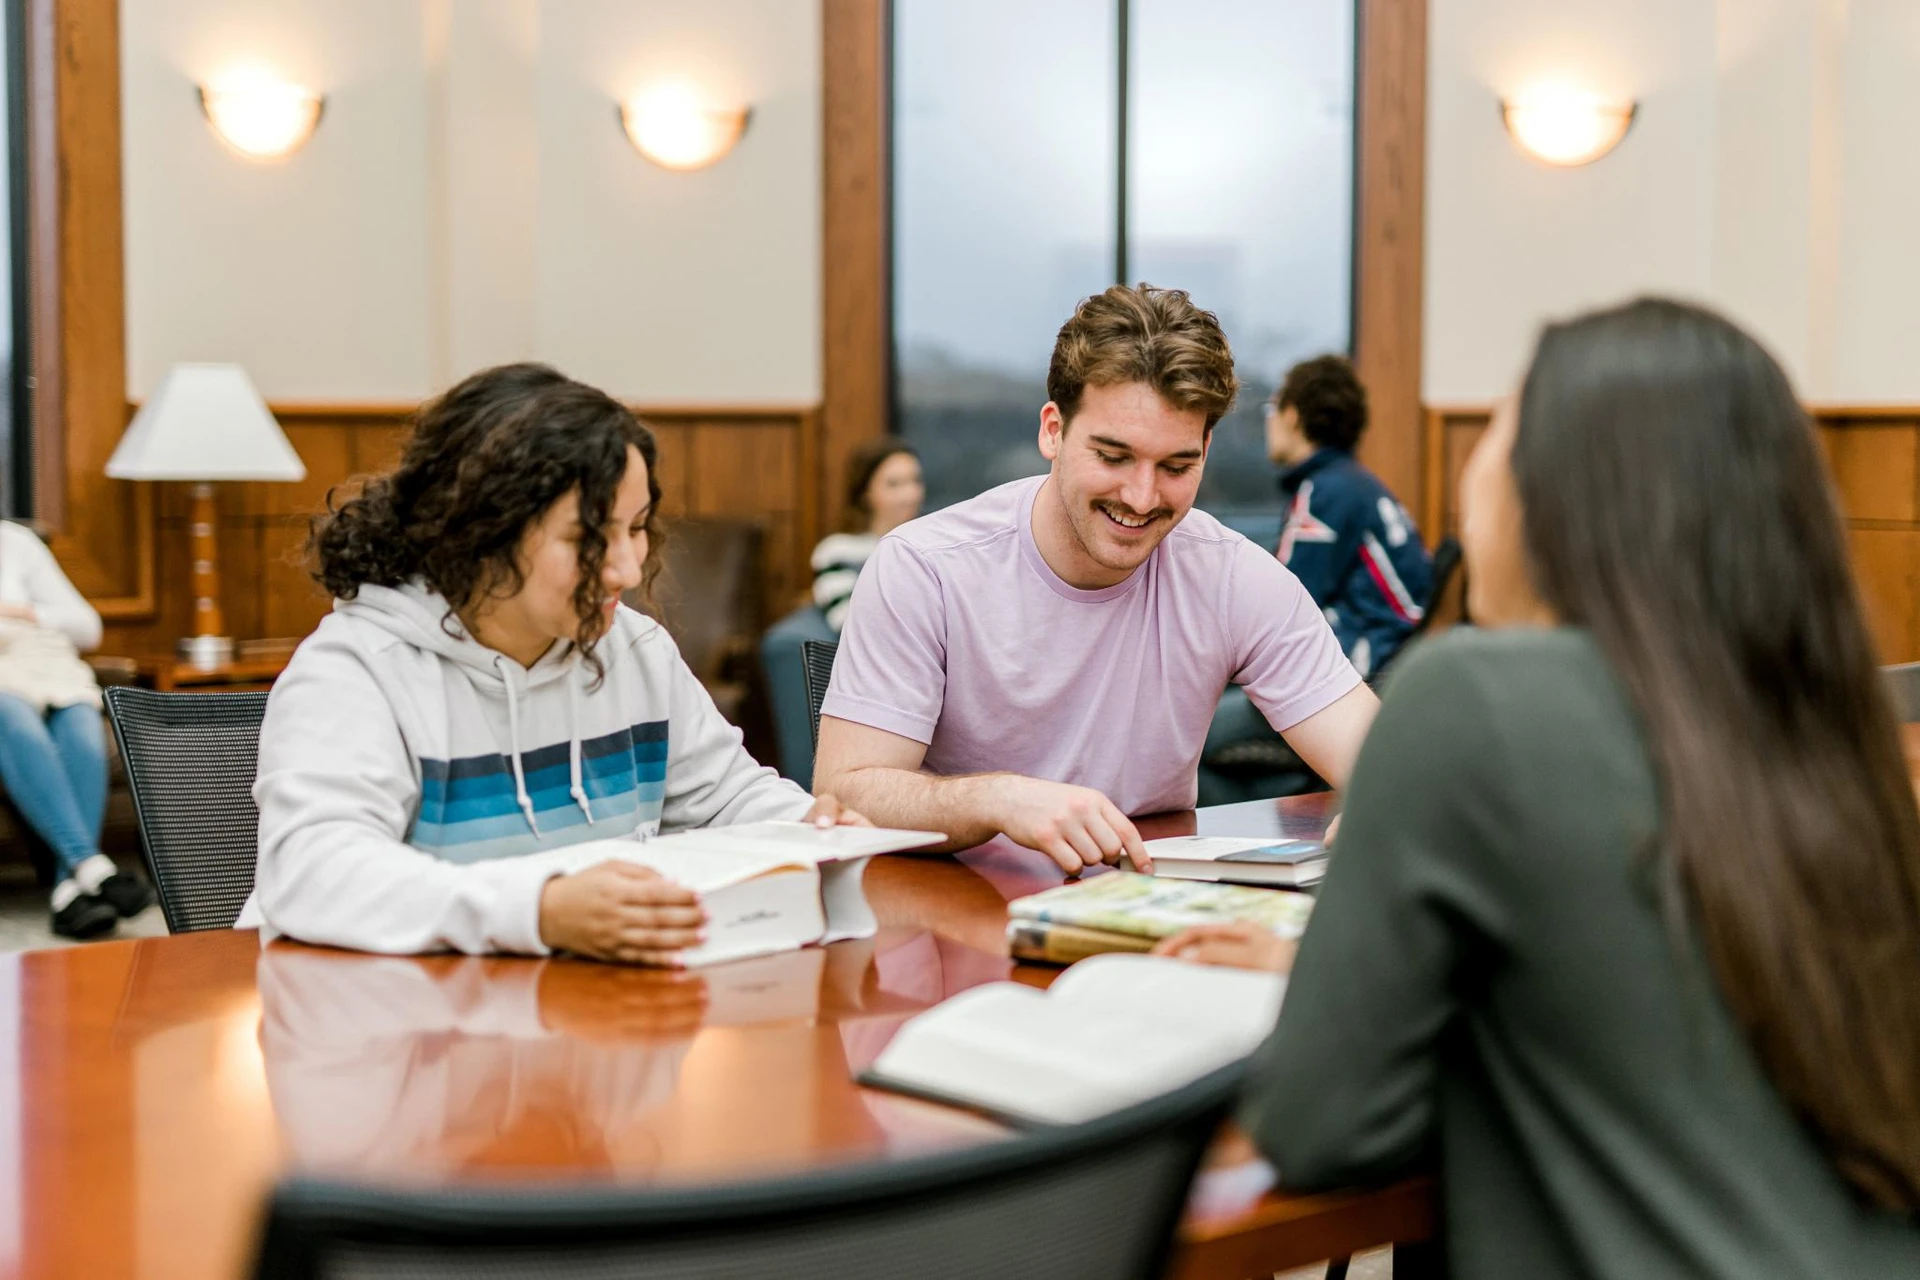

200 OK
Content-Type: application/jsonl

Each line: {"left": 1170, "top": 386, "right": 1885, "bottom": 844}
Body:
{"left": 1501, "top": 86, "right": 1636, "bottom": 167}
{"left": 199, "top": 73, "right": 325, "bottom": 161}
{"left": 619, "top": 85, "right": 750, "bottom": 171}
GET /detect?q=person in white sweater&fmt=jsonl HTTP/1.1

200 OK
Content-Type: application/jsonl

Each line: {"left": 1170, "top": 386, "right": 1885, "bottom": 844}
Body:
{"left": 239, "top": 363, "right": 867, "bottom": 963}
{"left": 0, "top": 521, "right": 153, "bottom": 938}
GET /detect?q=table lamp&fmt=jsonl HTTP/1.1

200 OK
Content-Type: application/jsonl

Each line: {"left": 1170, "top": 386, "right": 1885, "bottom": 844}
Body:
{"left": 106, "top": 363, "right": 307, "bottom": 669}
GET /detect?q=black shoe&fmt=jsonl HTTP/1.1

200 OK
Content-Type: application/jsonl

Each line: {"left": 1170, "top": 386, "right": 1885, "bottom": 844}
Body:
{"left": 97, "top": 873, "right": 155, "bottom": 918}
{"left": 51, "top": 893, "right": 118, "bottom": 940}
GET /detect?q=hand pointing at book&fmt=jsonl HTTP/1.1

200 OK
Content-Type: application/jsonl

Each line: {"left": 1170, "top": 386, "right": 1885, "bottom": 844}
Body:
{"left": 997, "top": 778, "right": 1152, "bottom": 876}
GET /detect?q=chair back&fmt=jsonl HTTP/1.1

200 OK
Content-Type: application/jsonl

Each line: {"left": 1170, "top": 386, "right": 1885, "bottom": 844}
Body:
{"left": 631, "top": 518, "right": 765, "bottom": 685}
{"left": 801, "top": 638, "right": 838, "bottom": 750}
{"left": 102, "top": 686, "right": 269, "bottom": 933}
{"left": 1409, "top": 534, "right": 1465, "bottom": 639}
{"left": 252, "top": 1063, "right": 1241, "bottom": 1280}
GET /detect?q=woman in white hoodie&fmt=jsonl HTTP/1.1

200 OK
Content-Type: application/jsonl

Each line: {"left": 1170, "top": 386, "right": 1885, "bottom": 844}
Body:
{"left": 241, "top": 363, "right": 863, "bottom": 965}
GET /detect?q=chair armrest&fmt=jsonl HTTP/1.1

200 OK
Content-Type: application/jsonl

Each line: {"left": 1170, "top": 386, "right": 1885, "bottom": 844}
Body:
{"left": 87, "top": 656, "right": 140, "bottom": 687}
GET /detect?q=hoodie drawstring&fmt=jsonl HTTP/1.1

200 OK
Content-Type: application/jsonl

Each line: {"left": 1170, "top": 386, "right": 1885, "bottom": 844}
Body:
{"left": 494, "top": 656, "right": 540, "bottom": 835}
{"left": 566, "top": 674, "right": 595, "bottom": 826}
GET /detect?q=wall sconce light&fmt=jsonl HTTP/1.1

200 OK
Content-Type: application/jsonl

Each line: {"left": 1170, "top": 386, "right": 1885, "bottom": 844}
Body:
{"left": 619, "top": 84, "right": 750, "bottom": 171}
{"left": 199, "top": 70, "right": 325, "bottom": 161}
{"left": 1501, "top": 84, "right": 1636, "bottom": 167}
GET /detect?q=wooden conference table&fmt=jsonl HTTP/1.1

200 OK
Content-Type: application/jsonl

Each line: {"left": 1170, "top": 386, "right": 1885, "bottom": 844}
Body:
{"left": 1, "top": 793, "right": 1435, "bottom": 1280}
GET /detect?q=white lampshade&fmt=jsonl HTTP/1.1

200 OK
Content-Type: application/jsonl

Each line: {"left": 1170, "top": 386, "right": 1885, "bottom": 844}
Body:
{"left": 107, "top": 363, "right": 306, "bottom": 482}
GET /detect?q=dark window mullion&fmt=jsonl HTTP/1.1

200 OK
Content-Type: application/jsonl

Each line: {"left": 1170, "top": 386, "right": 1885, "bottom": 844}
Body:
{"left": 1114, "top": 0, "right": 1129, "bottom": 286}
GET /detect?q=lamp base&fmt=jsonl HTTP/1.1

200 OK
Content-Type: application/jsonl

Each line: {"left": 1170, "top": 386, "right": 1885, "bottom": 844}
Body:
{"left": 178, "top": 634, "right": 234, "bottom": 671}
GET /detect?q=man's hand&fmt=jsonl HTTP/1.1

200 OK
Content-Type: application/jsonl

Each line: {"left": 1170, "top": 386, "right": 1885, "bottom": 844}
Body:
{"left": 1152, "top": 921, "right": 1296, "bottom": 973}
{"left": 996, "top": 777, "right": 1151, "bottom": 875}
{"left": 804, "top": 792, "right": 873, "bottom": 829}
{"left": 0, "top": 603, "right": 35, "bottom": 623}
{"left": 538, "top": 861, "right": 707, "bottom": 967}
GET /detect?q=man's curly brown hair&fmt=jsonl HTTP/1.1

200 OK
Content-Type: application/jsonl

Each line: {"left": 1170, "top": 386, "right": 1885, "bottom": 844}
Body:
{"left": 1046, "top": 283, "right": 1239, "bottom": 432}
{"left": 310, "top": 363, "right": 661, "bottom": 676}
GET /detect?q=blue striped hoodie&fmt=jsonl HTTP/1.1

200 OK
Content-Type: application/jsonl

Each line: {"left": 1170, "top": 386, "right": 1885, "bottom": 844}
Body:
{"left": 239, "top": 581, "right": 812, "bottom": 955}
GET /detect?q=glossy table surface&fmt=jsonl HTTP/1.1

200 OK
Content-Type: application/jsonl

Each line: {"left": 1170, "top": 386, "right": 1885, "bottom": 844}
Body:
{"left": 0, "top": 793, "right": 1434, "bottom": 1279}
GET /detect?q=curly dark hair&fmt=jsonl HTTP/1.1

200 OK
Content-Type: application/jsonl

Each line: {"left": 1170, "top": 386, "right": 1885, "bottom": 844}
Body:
{"left": 1278, "top": 354, "right": 1369, "bottom": 452}
{"left": 310, "top": 363, "right": 662, "bottom": 673}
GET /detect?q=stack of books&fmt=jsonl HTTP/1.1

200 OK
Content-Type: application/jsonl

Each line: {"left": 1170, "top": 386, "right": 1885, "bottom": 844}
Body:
{"left": 1006, "top": 871, "right": 1314, "bottom": 965}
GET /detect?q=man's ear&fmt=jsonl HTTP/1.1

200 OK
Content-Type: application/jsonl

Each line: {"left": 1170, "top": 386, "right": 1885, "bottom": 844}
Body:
{"left": 1038, "top": 402, "right": 1066, "bottom": 462}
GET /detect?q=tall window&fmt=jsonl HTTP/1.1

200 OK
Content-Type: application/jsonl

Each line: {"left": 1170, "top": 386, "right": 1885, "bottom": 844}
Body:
{"left": 892, "top": 0, "right": 1356, "bottom": 512}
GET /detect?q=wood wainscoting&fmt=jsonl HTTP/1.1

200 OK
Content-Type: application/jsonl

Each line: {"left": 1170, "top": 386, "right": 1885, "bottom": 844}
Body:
{"left": 1421, "top": 404, "right": 1920, "bottom": 664}
{"left": 99, "top": 403, "right": 821, "bottom": 658}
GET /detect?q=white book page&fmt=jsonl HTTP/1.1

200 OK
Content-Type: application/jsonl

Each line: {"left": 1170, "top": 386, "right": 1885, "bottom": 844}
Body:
{"left": 616, "top": 844, "right": 809, "bottom": 893}
{"left": 1047, "top": 954, "right": 1285, "bottom": 1054}
{"left": 818, "top": 856, "right": 878, "bottom": 943}
{"left": 870, "top": 985, "right": 1236, "bottom": 1125}
{"left": 868, "top": 955, "right": 1287, "bottom": 1125}
{"left": 681, "top": 867, "right": 825, "bottom": 967}
{"left": 657, "top": 821, "right": 946, "bottom": 863}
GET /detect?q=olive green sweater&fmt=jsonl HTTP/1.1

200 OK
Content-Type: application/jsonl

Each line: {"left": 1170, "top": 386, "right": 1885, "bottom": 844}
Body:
{"left": 1241, "top": 628, "right": 1920, "bottom": 1278}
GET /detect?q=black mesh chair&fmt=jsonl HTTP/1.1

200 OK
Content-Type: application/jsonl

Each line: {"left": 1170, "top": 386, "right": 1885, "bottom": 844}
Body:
{"left": 801, "top": 638, "right": 838, "bottom": 751}
{"left": 252, "top": 1063, "right": 1242, "bottom": 1280}
{"left": 1885, "top": 661, "right": 1920, "bottom": 723}
{"left": 101, "top": 687, "right": 269, "bottom": 933}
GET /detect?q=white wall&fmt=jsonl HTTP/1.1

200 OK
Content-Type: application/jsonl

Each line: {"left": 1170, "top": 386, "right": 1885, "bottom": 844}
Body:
{"left": 121, "top": 0, "right": 822, "bottom": 405}
{"left": 122, "top": 0, "right": 436, "bottom": 400}
{"left": 1424, "top": 0, "right": 1920, "bottom": 404}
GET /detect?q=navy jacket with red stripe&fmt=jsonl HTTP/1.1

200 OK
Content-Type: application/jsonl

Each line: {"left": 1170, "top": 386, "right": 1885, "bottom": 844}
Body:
{"left": 1275, "top": 448, "right": 1433, "bottom": 678}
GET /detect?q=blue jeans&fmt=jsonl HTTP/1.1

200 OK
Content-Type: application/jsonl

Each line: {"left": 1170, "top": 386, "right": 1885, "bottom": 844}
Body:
{"left": 0, "top": 694, "right": 105, "bottom": 878}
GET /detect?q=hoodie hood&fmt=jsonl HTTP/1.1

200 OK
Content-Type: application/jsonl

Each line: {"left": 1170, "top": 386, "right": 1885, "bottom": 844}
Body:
{"left": 337, "top": 582, "right": 578, "bottom": 692}
{"left": 338, "top": 582, "right": 602, "bottom": 839}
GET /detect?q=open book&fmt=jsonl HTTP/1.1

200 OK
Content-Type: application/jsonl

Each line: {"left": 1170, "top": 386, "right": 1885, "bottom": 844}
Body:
{"left": 557, "top": 821, "right": 944, "bottom": 968}
{"left": 860, "top": 953, "right": 1285, "bottom": 1126}
{"left": 1145, "top": 835, "right": 1328, "bottom": 887}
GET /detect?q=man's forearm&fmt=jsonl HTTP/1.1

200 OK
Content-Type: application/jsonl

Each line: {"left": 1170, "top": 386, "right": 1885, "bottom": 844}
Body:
{"left": 818, "top": 765, "right": 1010, "bottom": 851}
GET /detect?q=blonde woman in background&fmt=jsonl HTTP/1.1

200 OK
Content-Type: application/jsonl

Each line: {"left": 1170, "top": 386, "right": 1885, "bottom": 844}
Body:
{"left": 0, "top": 521, "right": 152, "bottom": 938}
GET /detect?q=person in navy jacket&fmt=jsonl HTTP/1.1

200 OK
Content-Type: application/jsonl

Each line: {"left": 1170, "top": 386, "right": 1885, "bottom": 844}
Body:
{"left": 1267, "top": 356, "right": 1434, "bottom": 679}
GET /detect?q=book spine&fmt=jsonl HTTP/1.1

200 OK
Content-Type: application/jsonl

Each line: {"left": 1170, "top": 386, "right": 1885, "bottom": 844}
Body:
{"left": 1006, "top": 904, "right": 1167, "bottom": 940}
{"left": 1007, "top": 920, "right": 1157, "bottom": 965}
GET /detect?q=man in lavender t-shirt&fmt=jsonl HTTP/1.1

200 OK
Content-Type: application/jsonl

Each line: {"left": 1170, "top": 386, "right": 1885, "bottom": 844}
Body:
{"left": 814, "top": 285, "right": 1379, "bottom": 875}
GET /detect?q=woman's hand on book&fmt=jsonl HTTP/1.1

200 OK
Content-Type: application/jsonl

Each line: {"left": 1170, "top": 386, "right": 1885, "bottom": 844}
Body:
{"left": 998, "top": 778, "right": 1151, "bottom": 875}
{"left": 538, "top": 861, "right": 708, "bottom": 967}
{"left": 1152, "top": 921, "right": 1297, "bottom": 974}
{"left": 804, "top": 792, "right": 873, "bottom": 828}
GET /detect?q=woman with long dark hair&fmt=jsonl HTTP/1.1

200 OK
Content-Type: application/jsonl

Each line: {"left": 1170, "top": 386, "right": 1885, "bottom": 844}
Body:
{"left": 1161, "top": 299, "right": 1920, "bottom": 1274}
{"left": 808, "top": 436, "right": 922, "bottom": 631}
{"left": 238, "top": 363, "right": 864, "bottom": 963}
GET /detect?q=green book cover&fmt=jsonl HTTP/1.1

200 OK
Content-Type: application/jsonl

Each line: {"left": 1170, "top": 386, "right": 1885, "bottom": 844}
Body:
{"left": 1007, "top": 872, "right": 1314, "bottom": 941}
